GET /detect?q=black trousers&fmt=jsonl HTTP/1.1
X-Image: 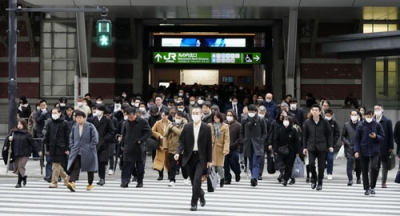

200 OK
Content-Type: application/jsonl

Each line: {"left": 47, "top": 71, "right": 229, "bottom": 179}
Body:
{"left": 186, "top": 152, "right": 205, "bottom": 206}
{"left": 282, "top": 152, "right": 296, "bottom": 181}
{"left": 121, "top": 161, "right": 144, "bottom": 185}
{"left": 98, "top": 162, "right": 107, "bottom": 179}
{"left": 360, "top": 155, "right": 380, "bottom": 190}
{"left": 308, "top": 151, "right": 326, "bottom": 184}
{"left": 168, "top": 153, "right": 189, "bottom": 182}
{"left": 69, "top": 155, "right": 94, "bottom": 185}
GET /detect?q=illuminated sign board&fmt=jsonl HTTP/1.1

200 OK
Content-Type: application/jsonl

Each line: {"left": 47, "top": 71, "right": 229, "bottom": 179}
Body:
{"left": 161, "top": 38, "right": 246, "bottom": 47}
{"left": 153, "top": 52, "right": 261, "bottom": 64}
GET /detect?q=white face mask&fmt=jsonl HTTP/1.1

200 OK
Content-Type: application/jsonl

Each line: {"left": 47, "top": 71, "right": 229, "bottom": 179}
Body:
{"left": 374, "top": 110, "right": 382, "bottom": 116}
{"left": 283, "top": 120, "right": 290, "bottom": 127}
{"left": 134, "top": 103, "right": 139, "bottom": 107}
{"left": 96, "top": 101, "right": 102, "bottom": 104}
{"left": 232, "top": 102, "right": 238, "bottom": 105}
{"left": 266, "top": 99, "right": 272, "bottom": 103}
{"left": 77, "top": 102, "right": 83, "bottom": 107}
{"left": 122, "top": 94, "right": 127, "bottom": 98}
{"left": 36, "top": 106, "right": 40, "bottom": 111}
{"left": 96, "top": 110, "right": 104, "bottom": 116}
{"left": 178, "top": 93, "right": 184, "bottom": 96}
{"left": 214, "top": 96, "right": 218, "bottom": 99}
{"left": 290, "top": 104, "right": 297, "bottom": 110}
{"left": 60, "top": 103, "right": 66, "bottom": 107}
{"left": 258, "top": 114, "right": 265, "bottom": 118}
{"left": 52, "top": 114, "right": 59, "bottom": 120}
{"left": 178, "top": 108, "right": 184, "bottom": 112}
{"left": 192, "top": 115, "right": 201, "bottom": 123}
{"left": 248, "top": 113, "right": 256, "bottom": 118}
{"left": 41, "top": 108, "right": 47, "bottom": 112}
{"left": 197, "top": 100, "right": 204, "bottom": 105}
{"left": 350, "top": 116, "right": 358, "bottom": 122}
{"left": 124, "top": 116, "right": 128, "bottom": 120}
{"left": 139, "top": 107, "right": 146, "bottom": 112}
{"left": 365, "top": 118, "right": 373, "bottom": 123}
{"left": 175, "top": 119, "right": 182, "bottom": 124}
{"left": 226, "top": 116, "right": 234, "bottom": 122}
{"left": 92, "top": 112, "right": 98, "bottom": 117}
{"left": 325, "top": 116, "right": 332, "bottom": 121}
{"left": 190, "top": 101, "right": 195, "bottom": 105}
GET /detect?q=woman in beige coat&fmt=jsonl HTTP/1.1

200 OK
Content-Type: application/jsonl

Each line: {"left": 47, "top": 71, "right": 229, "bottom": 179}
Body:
{"left": 209, "top": 112, "right": 230, "bottom": 188}
{"left": 152, "top": 110, "right": 171, "bottom": 180}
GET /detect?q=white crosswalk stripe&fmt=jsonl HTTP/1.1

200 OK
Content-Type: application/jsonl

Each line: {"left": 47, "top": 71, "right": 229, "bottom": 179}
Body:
{"left": 0, "top": 178, "right": 399, "bottom": 215}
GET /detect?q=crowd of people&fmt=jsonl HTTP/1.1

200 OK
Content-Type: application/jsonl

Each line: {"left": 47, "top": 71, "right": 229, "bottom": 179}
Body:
{"left": 5, "top": 83, "right": 400, "bottom": 211}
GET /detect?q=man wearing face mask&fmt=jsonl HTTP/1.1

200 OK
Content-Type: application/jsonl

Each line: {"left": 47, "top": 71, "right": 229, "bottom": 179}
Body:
{"left": 176, "top": 102, "right": 189, "bottom": 120}
{"left": 224, "top": 97, "right": 243, "bottom": 123}
{"left": 240, "top": 104, "right": 268, "bottom": 187}
{"left": 75, "top": 96, "right": 91, "bottom": 117}
{"left": 58, "top": 97, "right": 68, "bottom": 116}
{"left": 201, "top": 102, "right": 213, "bottom": 124}
{"left": 288, "top": 98, "right": 304, "bottom": 129}
{"left": 354, "top": 110, "right": 385, "bottom": 195}
{"left": 90, "top": 104, "right": 115, "bottom": 186}
{"left": 95, "top": 96, "right": 104, "bottom": 105}
{"left": 373, "top": 103, "right": 393, "bottom": 188}
{"left": 109, "top": 96, "right": 123, "bottom": 114}
{"left": 264, "top": 93, "right": 279, "bottom": 121}
{"left": 324, "top": 109, "right": 340, "bottom": 180}
{"left": 303, "top": 104, "right": 333, "bottom": 191}
{"left": 257, "top": 106, "right": 272, "bottom": 180}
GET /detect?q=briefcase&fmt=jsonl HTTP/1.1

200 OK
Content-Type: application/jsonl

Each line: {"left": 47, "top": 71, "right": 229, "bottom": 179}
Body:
{"left": 388, "top": 152, "right": 396, "bottom": 171}
{"left": 207, "top": 167, "right": 217, "bottom": 192}
{"left": 267, "top": 154, "right": 275, "bottom": 174}
{"left": 146, "top": 137, "right": 159, "bottom": 151}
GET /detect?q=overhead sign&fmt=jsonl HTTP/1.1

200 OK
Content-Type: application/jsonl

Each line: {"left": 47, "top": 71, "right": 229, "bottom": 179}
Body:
{"left": 153, "top": 52, "right": 261, "bottom": 64}
{"left": 161, "top": 38, "right": 247, "bottom": 47}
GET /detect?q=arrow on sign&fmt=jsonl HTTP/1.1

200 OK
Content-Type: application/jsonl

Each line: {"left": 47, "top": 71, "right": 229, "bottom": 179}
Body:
{"left": 154, "top": 53, "right": 162, "bottom": 62}
{"left": 254, "top": 55, "right": 260, "bottom": 61}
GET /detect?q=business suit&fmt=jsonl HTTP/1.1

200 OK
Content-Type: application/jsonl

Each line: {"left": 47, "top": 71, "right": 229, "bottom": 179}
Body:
{"left": 176, "top": 122, "right": 212, "bottom": 208}
{"left": 224, "top": 103, "right": 243, "bottom": 122}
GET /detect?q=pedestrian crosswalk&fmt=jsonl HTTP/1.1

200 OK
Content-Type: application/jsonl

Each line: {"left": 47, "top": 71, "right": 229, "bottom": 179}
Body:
{"left": 0, "top": 177, "right": 399, "bottom": 215}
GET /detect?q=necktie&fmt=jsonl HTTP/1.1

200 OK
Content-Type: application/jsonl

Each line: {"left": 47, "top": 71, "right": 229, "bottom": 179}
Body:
{"left": 233, "top": 105, "right": 237, "bottom": 116}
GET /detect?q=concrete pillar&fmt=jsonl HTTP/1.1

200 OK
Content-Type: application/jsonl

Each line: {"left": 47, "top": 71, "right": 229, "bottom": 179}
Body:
{"left": 272, "top": 22, "right": 283, "bottom": 98}
{"left": 76, "top": 10, "right": 89, "bottom": 97}
{"left": 132, "top": 20, "right": 143, "bottom": 94}
{"left": 285, "top": 8, "right": 298, "bottom": 96}
{"left": 362, "top": 58, "right": 376, "bottom": 109}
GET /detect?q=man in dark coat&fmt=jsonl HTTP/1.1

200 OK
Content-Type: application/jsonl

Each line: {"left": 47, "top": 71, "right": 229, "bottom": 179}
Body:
{"left": 394, "top": 120, "right": 400, "bottom": 158}
{"left": 288, "top": 98, "right": 304, "bottom": 129}
{"left": 67, "top": 110, "right": 99, "bottom": 192}
{"left": 303, "top": 104, "right": 333, "bottom": 191}
{"left": 90, "top": 104, "right": 115, "bottom": 186}
{"left": 175, "top": 106, "right": 212, "bottom": 211}
{"left": 120, "top": 107, "right": 151, "bottom": 188}
{"left": 373, "top": 103, "right": 393, "bottom": 188}
{"left": 201, "top": 102, "right": 213, "bottom": 124}
{"left": 34, "top": 99, "right": 51, "bottom": 182}
{"left": 324, "top": 109, "right": 340, "bottom": 180}
{"left": 43, "top": 108, "right": 70, "bottom": 188}
{"left": 240, "top": 104, "right": 268, "bottom": 187}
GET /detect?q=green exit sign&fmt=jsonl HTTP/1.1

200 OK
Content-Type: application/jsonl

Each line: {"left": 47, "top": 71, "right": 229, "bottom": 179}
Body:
{"left": 152, "top": 52, "right": 261, "bottom": 64}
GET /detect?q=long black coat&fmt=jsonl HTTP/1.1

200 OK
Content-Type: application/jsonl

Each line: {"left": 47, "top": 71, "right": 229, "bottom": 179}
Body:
{"left": 302, "top": 116, "right": 333, "bottom": 152}
{"left": 375, "top": 115, "right": 394, "bottom": 161}
{"left": 43, "top": 118, "right": 70, "bottom": 163}
{"left": 341, "top": 120, "right": 361, "bottom": 158}
{"left": 121, "top": 118, "right": 151, "bottom": 162}
{"left": 8, "top": 129, "right": 39, "bottom": 158}
{"left": 240, "top": 115, "right": 268, "bottom": 158}
{"left": 34, "top": 109, "right": 51, "bottom": 138}
{"left": 91, "top": 116, "right": 115, "bottom": 162}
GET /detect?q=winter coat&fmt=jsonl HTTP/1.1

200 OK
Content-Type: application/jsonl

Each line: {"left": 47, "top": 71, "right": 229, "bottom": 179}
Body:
{"left": 273, "top": 124, "right": 300, "bottom": 158}
{"left": 34, "top": 109, "right": 51, "bottom": 138}
{"left": 7, "top": 129, "right": 39, "bottom": 158}
{"left": 289, "top": 108, "right": 304, "bottom": 129}
{"left": 152, "top": 120, "right": 171, "bottom": 172}
{"left": 375, "top": 115, "right": 394, "bottom": 160}
{"left": 67, "top": 122, "right": 99, "bottom": 172}
{"left": 43, "top": 118, "right": 70, "bottom": 163}
{"left": 327, "top": 119, "right": 341, "bottom": 148}
{"left": 302, "top": 116, "right": 333, "bottom": 152}
{"left": 202, "top": 114, "right": 213, "bottom": 124}
{"left": 341, "top": 120, "right": 361, "bottom": 158}
{"left": 225, "top": 120, "right": 241, "bottom": 152}
{"left": 240, "top": 114, "right": 268, "bottom": 158}
{"left": 209, "top": 123, "right": 230, "bottom": 167}
{"left": 354, "top": 120, "right": 385, "bottom": 157}
{"left": 263, "top": 101, "right": 279, "bottom": 121}
{"left": 121, "top": 118, "right": 151, "bottom": 162}
{"left": 394, "top": 120, "right": 400, "bottom": 156}
{"left": 166, "top": 119, "right": 188, "bottom": 155}
{"left": 91, "top": 116, "right": 115, "bottom": 162}
{"left": 18, "top": 104, "right": 31, "bottom": 119}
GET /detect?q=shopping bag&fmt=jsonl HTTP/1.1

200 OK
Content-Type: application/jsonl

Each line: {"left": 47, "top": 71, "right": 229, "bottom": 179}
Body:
{"left": 335, "top": 145, "right": 345, "bottom": 160}
{"left": 207, "top": 167, "right": 217, "bottom": 192}
{"left": 267, "top": 154, "right": 275, "bottom": 174}
{"left": 388, "top": 152, "right": 396, "bottom": 171}
{"left": 291, "top": 156, "right": 305, "bottom": 178}
{"left": 395, "top": 162, "right": 400, "bottom": 184}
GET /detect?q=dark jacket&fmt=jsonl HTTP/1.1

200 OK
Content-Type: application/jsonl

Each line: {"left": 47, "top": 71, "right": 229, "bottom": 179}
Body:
{"left": 226, "top": 120, "right": 241, "bottom": 152}
{"left": 263, "top": 100, "right": 279, "bottom": 121}
{"left": 302, "top": 116, "right": 333, "bottom": 152}
{"left": 327, "top": 119, "right": 341, "bottom": 148}
{"left": 148, "top": 114, "right": 161, "bottom": 128}
{"left": 43, "top": 118, "right": 70, "bottom": 163}
{"left": 240, "top": 114, "right": 268, "bottom": 157}
{"left": 34, "top": 109, "right": 51, "bottom": 138}
{"left": 202, "top": 113, "right": 213, "bottom": 124}
{"left": 91, "top": 116, "right": 115, "bottom": 162}
{"left": 289, "top": 108, "right": 304, "bottom": 129}
{"left": 375, "top": 115, "right": 394, "bottom": 160}
{"left": 354, "top": 119, "right": 385, "bottom": 157}
{"left": 121, "top": 117, "right": 151, "bottom": 162}
{"left": 341, "top": 120, "right": 361, "bottom": 158}
{"left": 394, "top": 120, "right": 400, "bottom": 156}
{"left": 18, "top": 104, "right": 32, "bottom": 119}
{"left": 8, "top": 129, "right": 39, "bottom": 158}
{"left": 273, "top": 124, "right": 300, "bottom": 156}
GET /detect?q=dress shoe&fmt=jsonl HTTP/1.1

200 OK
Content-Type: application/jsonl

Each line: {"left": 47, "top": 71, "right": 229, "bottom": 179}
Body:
{"left": 220, "top": 179, "right": 224, "bottom": 188}
{"left": 282, "top": 180, "right": 288, "bottom": 186}
{"left": 347, "top": 180, "right": 353, "bottom": 186}
{"left": 200, "top": 196, "right": 206, "bottom": 207}
{"left": 311, "top": 181, "right": 317, "bottom": 190}
{"left": 120, "top": 184, "right": 128, "bottom": 188}
{"left": 356, "top": 179, "right": 361, "bottom": 184}
{"left": 22, "top": 176, "right": 27, "bottom": 186}
{"left": 258, "top": 176, "right": 263, "bottom": 181}
{"left": 316, "top": 185, "right": 322, "bottom": 191}
{"left": 97, "top": 179, "right": 105, "bottom": 186}
{"left": 364, "top": 189, "right": 370, "bottom": 195}
{"left": 382, "top": 183, "right": 387, "bottom": 188}
{"left": 277, "top": 173, "right": 283, "bottom": 183}
{"left": 44, "top": 177, "right": 51, "bottom": 183}
{"left": 224, "top": 180, "right": 231, "bottom": 185}
{"left": 190, "top": 205, "right": 197, "bottom": 211}
{"left": 15, "top": 184, "right": 21, "bottom": 188}
{"left": 136, "top": 183, "right": 143, "bottom": 188}
{"left": 157, "top": 176, "right": 163, "bottom": 181}
{"left": 289, "top": 178, "right": 295, "bottom": 185}
{"left": 235, "top": 175, "right": 241, "bottom": 182}
{"left": 370, "top": 189, "right": 376, "bottom": 194}
{"left": 305, "top": 178, "right": 310, "bottom": 183}
{"left": 250, "top": 178, "right": 257, "bottom": 187}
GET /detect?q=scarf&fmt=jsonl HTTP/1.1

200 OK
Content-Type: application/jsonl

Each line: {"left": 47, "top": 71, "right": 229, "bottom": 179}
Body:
{"left": 202, "top": 112, "right": 212, "bottom": 120}
{"left": 213, "top": 123, "right": 221, "bottom": 139}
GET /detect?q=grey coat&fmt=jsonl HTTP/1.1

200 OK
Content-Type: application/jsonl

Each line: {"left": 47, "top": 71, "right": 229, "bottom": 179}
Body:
{"left": 341, "top": 120, "right": 361, "bottom": 158}
{"left": 240, "top": 115, "right": 268, "bottom": 157}
{"left": 67, "top": 122, "right": 99, "bottom": 172}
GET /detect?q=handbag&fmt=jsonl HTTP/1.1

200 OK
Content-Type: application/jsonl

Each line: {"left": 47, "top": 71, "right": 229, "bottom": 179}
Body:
{"left": 291, "top": 156, "right": 305, "bottom": 178}
{"left": 388, "top": 152, "right": 396, "bottom": 171}
{"left": 267, "top": 154, "right": 276, "bottom": 174}
{"left": 278, "top": 145, "right": 289, "bottom": 157}
{"left": 207, "top": 167, "right": 217, "bottom": 192}
{"left": 146, "top": 137, "right": 159, "bottom": 151}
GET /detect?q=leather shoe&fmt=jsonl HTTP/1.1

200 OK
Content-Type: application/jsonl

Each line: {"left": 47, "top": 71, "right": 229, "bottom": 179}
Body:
{"left": 224, "top": 180, "right": 231, "bottom": 185}
{"left": 277, "top": 173, "right": 283, "bottom": 183}
{"left": 305, "top": 178, "right": 310, "bottom": 183}
{"left": 316, "top": 185, "right": 322, "bottom": 191}
{"left": 356, "top": 179, "right": 361, "bottom": 184}
{"left": 43, "top": 177, "right": 51, "bottom": 183}
{"left": 15, "top": 184, "right": 21, "bottom": 188}
{"left": 235, "top": 175, "right": 241, "bottom": 182}
{"left": 347, "top": 180, "right": 353, "bottom": 186}
{"left": 190, "top": 205, "right": 197, "bottom": 211}
{"left": 220, "top": 179, "right": 224, "bottom": 188}
{"left": 22, "top": 176, "right": 27, "bottom": 186}
{"left": 289, "top": 178, "right": 295, "bottom": 185}
{"left": 157, "top": 176, "right": 163, "bottom": 181}
{"left": 250, "top": 178, "right": 257, "bottom": 187}
{"left": 370, "top": 189, "right": 376, "bottom": 194}
{"left": 311, "top": 181, "right": 316, "bottom": 190}
{"left": 200, "top": 196, "right": 206, "bottom": 207}
{"left": 120, "top": 184, "right": 128, "bottom": 188}
{"left": 136, "top": 183, "right": 143, "bottom": 188}
{"left": 364, "top": 189, "right": 370, "bottom": 195}
{"left": 382, "top": 183, "right": 387, "bottom": 188}
{"left": 97, "top": 179, "right": 105, "bottom": 186}
{"left": 258, "top": 176, "right": 263, "bottom": 181}
{"left": 282, "top": 180, "right": 287, "bottom": 186}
